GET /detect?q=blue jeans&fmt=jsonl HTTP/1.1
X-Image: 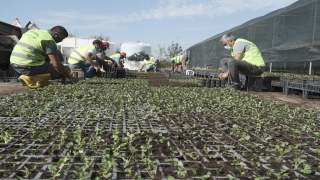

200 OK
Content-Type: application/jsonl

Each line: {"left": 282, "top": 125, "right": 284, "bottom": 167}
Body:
{"left": 68, "top": 60, "right": 99, "bottom": 78}
{"left": 146, "top": 63, "right": 158, "bottom": 72}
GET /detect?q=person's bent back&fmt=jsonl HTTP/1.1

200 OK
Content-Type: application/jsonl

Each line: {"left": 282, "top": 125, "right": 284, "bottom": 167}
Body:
{"left": 10, "top": 25, "right": 78, "bottom": 89}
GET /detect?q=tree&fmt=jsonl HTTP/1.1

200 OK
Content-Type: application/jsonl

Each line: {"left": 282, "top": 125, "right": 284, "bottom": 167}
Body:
{"left": 90, "top": 34, "right": 109, "bottom": 41}
{"left": 166, "top": 40, "right": 183, "bottom": 59}
{"left": 154, "top": 40, "right": 183, "bottom": 61}
{"left": 68, "top": 30, "right": 79, "bottom": 37}
{"left": 154, "top": 44, "right": 166, "bottom": 61}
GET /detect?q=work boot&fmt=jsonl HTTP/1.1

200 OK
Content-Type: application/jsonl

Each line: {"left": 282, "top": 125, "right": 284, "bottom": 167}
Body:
{"left": 34, "top": 73, "right": 51, "bottom": 87}
{"left": 18, "top": 75, "right": 39, "bottom": 89}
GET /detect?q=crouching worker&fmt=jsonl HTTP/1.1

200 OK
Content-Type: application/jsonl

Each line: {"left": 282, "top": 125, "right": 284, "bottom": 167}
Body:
{"left": 10, "top": 26, "right": 78, "bottom": 89}
{"left": 95, "top": 41, "right": 116, "bottom": 71}
{"left": 110, "top": 52, "right": 126, "bottom": 68}
{"left": 219, "top": 34, "right": 265, "bottom": 90}
{"left": 138, "top": 55, "right": 159, "bottom": 72}
{"left": 169, "top": 54, "right": 188, "bottom": 73}
{"left": 68, "top": 39, "right": 102, "bottom": 78}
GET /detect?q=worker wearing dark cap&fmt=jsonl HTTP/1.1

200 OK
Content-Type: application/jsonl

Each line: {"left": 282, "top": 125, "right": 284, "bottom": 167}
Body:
{"left": 68, "top": 39, "right": 102, "bottom": 78}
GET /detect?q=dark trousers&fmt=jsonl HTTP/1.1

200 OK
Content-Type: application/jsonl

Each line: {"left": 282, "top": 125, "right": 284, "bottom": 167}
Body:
{"left": 13, "top": 62, "right": 64, "bottom": 80}
{"left": 221, "top": 58, "right": 264, "bottom": 84}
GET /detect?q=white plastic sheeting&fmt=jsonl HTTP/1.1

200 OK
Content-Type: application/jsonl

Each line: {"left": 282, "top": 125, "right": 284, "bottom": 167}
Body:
{"left": 57, "top": 37, "right": 117, "bottom": 62}
{"left": 123, "top": 60, "right": 144, "bottom": 70}
{"left": 121, "top": 42, "right": 151, "bottom": 57}
{"left": 102, "top": 41, "right": 117, "bottom": 56}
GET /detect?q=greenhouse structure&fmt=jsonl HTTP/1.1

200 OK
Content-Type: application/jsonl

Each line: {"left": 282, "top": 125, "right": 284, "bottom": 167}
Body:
{"left": 187, "top": 0, "right": 320, "bottom": 75}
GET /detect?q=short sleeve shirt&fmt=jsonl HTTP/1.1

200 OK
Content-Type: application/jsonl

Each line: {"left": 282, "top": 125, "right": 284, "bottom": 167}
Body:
{"left": 112, "top": 57, "right": 120, "bottom": 64}
{"left": 96, "top": 52, "right": 106, "bottom": 59}
{"left": 41, "top": 30, "right": 58, "bottom": 55}
{"left": 233, "top": 40, "right": 251, "bottom": 54}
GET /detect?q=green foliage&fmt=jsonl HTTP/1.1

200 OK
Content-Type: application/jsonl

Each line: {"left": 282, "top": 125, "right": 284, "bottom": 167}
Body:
{"left": 90, "top": 34, "right": 109, "bottom": 41}
{"left": 1, "top": 76, "right": 320, "bottom": 179}
{"left": 166, "top": 40, "right": 183, "bottom": 58}
{"left": 154, "top": 44, "right": 166, "bottom": 61}
{"left": 158, "top": 60, "right": 172, "bottom": 68}
{"left": 0, "top": 131, "right": 14, "bottom": 144}
{"left": 68, "top": 30, "right": 79, "bottom": 37}
{"left": 154, "top": 39, "right": 183, "bottom": 61}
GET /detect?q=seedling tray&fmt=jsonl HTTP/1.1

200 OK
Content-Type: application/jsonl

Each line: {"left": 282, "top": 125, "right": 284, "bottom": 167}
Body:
{"left": 0, "top": 77, "right": 320, "bottom": 179}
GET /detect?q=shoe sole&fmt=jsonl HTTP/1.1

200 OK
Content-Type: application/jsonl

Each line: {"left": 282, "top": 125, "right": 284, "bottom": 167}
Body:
{"left": 18, "top": 77, "right": 27, "bottom": 86}
{"left": 18, "top": 76, "right": 40, "bottom": 89}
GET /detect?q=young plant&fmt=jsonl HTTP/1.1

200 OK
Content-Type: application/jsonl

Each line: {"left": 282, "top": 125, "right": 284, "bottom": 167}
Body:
{"left": 0, "top": 131, "right": 14, "bottom": 144}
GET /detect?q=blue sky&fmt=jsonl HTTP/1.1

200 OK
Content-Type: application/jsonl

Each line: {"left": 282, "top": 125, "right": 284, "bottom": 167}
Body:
{"left": 1, "top": 0, "right": 297, "bottom": 56}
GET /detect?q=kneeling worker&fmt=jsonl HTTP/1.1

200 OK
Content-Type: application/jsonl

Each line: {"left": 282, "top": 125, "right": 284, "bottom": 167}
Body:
{"left": 110, "top": 52, "right": 126, "bottom": 68}
{"left": 68, "top": 39, "right": 102, "bottom": 78}
{"left": 10, "top": 25, "right": 78, "bottom": 89}
{"left": 138, "top": 55, "right": 159, "bottom": 72}
{"left": 95, "top": 41, "right": 116, "bottom": 70}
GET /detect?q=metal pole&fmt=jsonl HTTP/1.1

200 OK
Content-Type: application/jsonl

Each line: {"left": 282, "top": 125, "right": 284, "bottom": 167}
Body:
{"left": 312, "top": 1, "right": 318, "bottom": 46}
{"left": 309, "top": 62, "right": 312, "bottom": 75}
{"left": 269, "top": 62, "right": 272, "bottom": 73}
{"left": 271, "top": 17, "right": 276, "bottom": 49}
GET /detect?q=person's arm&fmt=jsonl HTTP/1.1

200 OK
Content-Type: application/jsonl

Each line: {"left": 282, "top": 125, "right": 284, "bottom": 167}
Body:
{"left": 219, "top": 54, "right": 241, "bottom": 79}
{"left": 219, "top": 70, "right": 229, "bottom": 80}
{"left": 96, "top": 54, "right": 104, "bottom": 62}
{"left": 117, "top": 62, "right": 124, "bottom": 68}
{"left": 233, "top": 41, "right": 246, "bottom": 60}
{"left": 43, "top": 40, "right": 77, "bottom": 83}
{"left": 113, "top": 58, "right": 123, "bottom": 68}
{"left": 139, "top": 63, "right": 145, "bottom": 71}
{"left": 234, "top": 53, "right": 242, "bottom": 60}
{"left": 219, "top": 42, "right": 244, "bottom": 79}
{"left": 57, "top": 50, "right": 65, "bottom": 62}
{"left": 85, "top": 52, "right": 100, "bottom": 71}
{"left": 105, "top": 55, "right": 114, "bottom": 61}
{"left": 48, "top": 54, "right": 78, "bottom": 83}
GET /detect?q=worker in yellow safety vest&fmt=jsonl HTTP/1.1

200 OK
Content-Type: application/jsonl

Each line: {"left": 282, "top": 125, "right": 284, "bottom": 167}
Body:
{"left": 10, "top": 26, "right": 78, "bottom": 89}
{"left": 68, "top": 39, "right": 103, "bottom": 78}
{"left": 219, "top": 34, "right": 265, "bottom": 90}
{"left": 169, "top": 54, "right": 188, "bottom": 73}
{"left": 110, "top": 52, "right": 126, "bottom": 68}
{"left": 95, "top": 41, "right": 116, "bottom": 70}
{"left": 138, "top": 55, "right": 159, "bottom": 72}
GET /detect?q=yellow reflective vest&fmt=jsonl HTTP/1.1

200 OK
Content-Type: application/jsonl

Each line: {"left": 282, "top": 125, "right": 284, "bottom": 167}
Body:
{"left": 171, "top": 55, "right": 183, "bottom": 65}
{"left": 68, "top": 44, "right": 97, "bottom": 64}
{"left": 144, "top": 57, "right": 154, "bottom": 66}
{"left": 10, "top": 30, "right": 55, "bottom": 67}
{"left": 231, "top": 38, "right": 265, "bottom": 67}
{"left": 110, "top": 53, "right": 120, "bottom": 59}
